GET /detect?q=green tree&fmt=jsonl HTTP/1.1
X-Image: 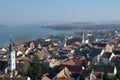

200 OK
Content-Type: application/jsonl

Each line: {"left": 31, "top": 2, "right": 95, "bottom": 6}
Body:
{"left": 27, "top": 55, "right": 44, "bottom": 80}
{"left": 15, "top": 34, "right": 31, "bottom": 45}
{"left": 115, "top": 73, "right": 120, "bottom": 80}
{"left": 27, "top": 55, "right": 62, "bottom": 80}
{"left": 74, "top": 31, "right": 81, "bottom": 37}
{"left": 82, "top": 60, "right": 88, "bottom": 70}
{"left": 103, "top": 72, "right": 109, "bottom": 80}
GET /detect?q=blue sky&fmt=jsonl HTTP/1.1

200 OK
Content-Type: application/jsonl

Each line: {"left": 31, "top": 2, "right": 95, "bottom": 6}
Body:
{"left": 0, "top": 0, "right": 120, "bottom": 24}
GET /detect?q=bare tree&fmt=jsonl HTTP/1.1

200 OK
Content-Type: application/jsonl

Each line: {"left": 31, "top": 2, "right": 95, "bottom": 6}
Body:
{"left": 15, "top": 34, "right": 32, "bottom": 45}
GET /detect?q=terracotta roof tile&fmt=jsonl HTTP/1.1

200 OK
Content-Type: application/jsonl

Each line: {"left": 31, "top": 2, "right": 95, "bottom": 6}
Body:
{"left": 17, "top": 46, "right": 26, "bottom": 52}
{"left": 92, "top": 72, "right": 102, "bottom": 79}
{"left": 42, "top": 75, "right": 51, "bottom": 80}
{"left": 101, "top": 52, "right": 112, "bottom": 58}
{"left": 91, "top": 65, "right": 114, "bottom": 73}
{"left": 61, "top": 65, "right": 82, "bottom": 73}
{"left": 62, "top": 59, "right": 83, "bottom": 66}
{"left": 111, "top": 56, "right": 120, "bottom": 62}
{"left": 56, "top": 77, "right": 75, "bottom": 80}
{"left": 0, "top": 60, "right": 7, "bottom": 70}
{"left": 89, "top": 48, "right": 102, "bottom": 57}
{"left": 92, "top": 43, "right": 107, "bottom": 48}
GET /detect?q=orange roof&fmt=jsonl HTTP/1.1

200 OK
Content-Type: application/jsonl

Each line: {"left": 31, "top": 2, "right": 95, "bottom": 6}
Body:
{"left": 62, "top": 59, "right": 83, "bottom": 66}
{"left": 62, "top": 59, "right": 75, "bottom": 66}
{"left": 17, "top": 45, "right": 26, "bottom": 52}
{"left": 0, "top": 74, "right": 10, "bottom": 79}
{"left": 111, "top": 56, "right": 120, "bottom": 62}
{"left": 16, "top": 57, "right": 30, "bottom": 62}
{"left": 56, "top": 77, "right": 75, "bottom": 80}
{"left": 61, "top": 65, "right": 82, "bottom": 74}
{"left": 92, "top": 72, "right": 102, "bottom": 79}
{"left": 42, "top": 75, "right": 51, "bottom": 80}
{"left": 57, "top": 67, "right": 71, "bottom": 78}
{"left": 101, "top": 52, "right": 112, "bottom": 58}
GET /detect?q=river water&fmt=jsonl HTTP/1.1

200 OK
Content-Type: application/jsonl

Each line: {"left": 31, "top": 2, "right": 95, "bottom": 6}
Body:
{"left": 0, "top": 25, "right": 75, "bottom": 46}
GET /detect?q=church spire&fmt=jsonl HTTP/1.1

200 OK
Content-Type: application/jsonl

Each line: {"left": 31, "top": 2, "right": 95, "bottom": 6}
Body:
{"left": 82, "top": 31, "right": 85, "bottom": 44}
{"left": 8, "top": 34, "right": 16, "bottom": 77}
{"left": 64, "top": 36, "right": 68, "bottom": 47}
{"left": 9, "top": 34, "right": 14, "bottom": 52}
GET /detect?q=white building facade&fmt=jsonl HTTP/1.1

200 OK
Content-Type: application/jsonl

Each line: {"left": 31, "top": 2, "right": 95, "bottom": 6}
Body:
{"left": 8, "top": 50, "right": 16, "bottom": 72}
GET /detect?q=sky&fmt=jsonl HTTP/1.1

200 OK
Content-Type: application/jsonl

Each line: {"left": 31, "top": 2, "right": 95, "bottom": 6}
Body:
{"left": 0, "top": 0, "right": 120, "bottom": 24}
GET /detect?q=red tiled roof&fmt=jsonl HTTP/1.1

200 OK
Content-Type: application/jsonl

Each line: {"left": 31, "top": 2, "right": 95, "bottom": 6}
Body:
{"left": 91, "top": 65, "right": 114, "bottom": 73}
{"left": 62, "top": 59, "right": 83, "bottom": 66}
{"left": 101, "top": 52, "right": 112, "bottom": 58}
{"left": 36, "top": 52, "right": 50, "bottom": 59}
{"left": 0, "top": 60, "right": 7, "bottom": 70}
{"left": 16, "top": 57, "right": 30, "bottom": 62}
{"left": 92, "top": 72, "right": 102, "bottom": 79}
{"left": 111, "top": 56, "right": 120, "bottom": 62}
{"left": 56, "top": 77, "right": 75, "bottom": 80}
{"left": 61, "top": 65, "right": 82, "bottom": 73}
{"left": 89, "top": 48, "right": 102, "bottom": 57}
{"left": 17, "top": 46, "right": 26, "bottom": 52}
{"left": 62, "top": 60, "right": 75, "bottom": 66}
{"left": 0, "top": 74, "right": 10, "bottom": 79}
{"left": 92, "top": 43, "right": 107, "bottom": 48}
{"left": 42, "top": 75, "right": 51, "bottom": 80}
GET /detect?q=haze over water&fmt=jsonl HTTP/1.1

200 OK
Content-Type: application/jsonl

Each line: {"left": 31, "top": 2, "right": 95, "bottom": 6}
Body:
{"left": 1, "top": 0, "right": 120, "bottom": 46}
{"left": 0, "top": 25, "right": 74, "bottom": 46}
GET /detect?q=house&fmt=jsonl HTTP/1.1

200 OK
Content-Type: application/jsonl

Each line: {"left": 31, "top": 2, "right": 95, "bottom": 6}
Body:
{"left": 100, "top": 52, "right": 115, "bottom": 64}
{"left": 36, "top": 51, "right": 50, "bottom": 60}
{"left": 104, "top": 43, "right": 113, "bottom": 53}
{"left": 17, "top": 45, "right": 26, "bottom": 53}
{"left": 41, "top": 73, "right": 51, "bottom": 80}
{"left": 91, "top": 65, "right": 116, "bottom": 74}
{"left": 29, "top": 42, "right": 35, "bottom": 49}
{"left": 67, "top": 37, "right": 82, "bottom": 45}
{"left": 0, "top": 60, "right": 7, "bottom": 74}
{"left": 16, "top": 57, "right": 30, "bottom": 75}
{"left": 55, "top": 67, "right": 75, "bottom": 80}
{"left": 49, "top": 59, "right": 61, "bottom": 68}
{"left": 90, "top": 65, "right": 117, "bottom": 80}
{"left": 17, "top": 45, "right": 26, "bottom": 57}
{"left": 0, "top": 60, "right": 10, "bottom": 79}
{"left": 111, "top": 56, "right": 120, "bottom": 66}
{"left": 55, "top": 77, "right": 75, "bottom": 80}
{"left": 87, "top": 48, "right": 104, "bottom": 62}
{"left": 111, "top": 56, "right": 120, "bottom": 73}
{"left": 0, "top": 73, "right": 10, "bottom": 79}
{"left": 57, "top": 67, "right": 71, "bottom": 78}
{"left": 79, "top": 44, "right": 92, "bottom": 56}
{"left": 61, "top": 60, "right": 83, "bottom": 79}
{"left": 91, "top": 42, "right": 107, "bottom": 49}
{"left": 58, "top": 50, "right": 71, "bottom": 57}
{"left": 16, "top": 51, "right": 23, "bottom": 57}
{"left": 113, "top": 49, "right": 120, "bottom": 55}
{"left": 61, "top": 65, "right": 83, "bottom": 74}
{"left": 90, "top": 72, "right": 102, "bottom": 80}
{"left": 61, "top": 59, "right": 83, "bottom": 66}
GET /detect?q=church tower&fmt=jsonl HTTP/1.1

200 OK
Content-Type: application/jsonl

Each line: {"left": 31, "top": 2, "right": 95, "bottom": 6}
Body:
{"left": 82, "top": 31, "right": 85, "bottom": 44}
{"left": 8, "top": 34, "right": 16, "bottom": 76}
{"left": 64, "top": 36, "right": 68, "bottom": 47}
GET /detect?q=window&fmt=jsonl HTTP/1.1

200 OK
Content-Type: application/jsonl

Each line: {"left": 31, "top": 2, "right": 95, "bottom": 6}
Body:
{"left": 13, "top": 63, "right": 14, "bottom": 66}
{"left": 8, "top": 63, "right": 10, "bottom": 67}
{"left": 9, "top": 55, "right": 11, "bottom": 58}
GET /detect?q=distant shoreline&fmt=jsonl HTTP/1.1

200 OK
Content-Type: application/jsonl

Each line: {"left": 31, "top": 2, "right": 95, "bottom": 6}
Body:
{"left": 42, "top": 23, "right": 120, "bottom": 31}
